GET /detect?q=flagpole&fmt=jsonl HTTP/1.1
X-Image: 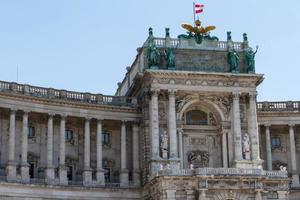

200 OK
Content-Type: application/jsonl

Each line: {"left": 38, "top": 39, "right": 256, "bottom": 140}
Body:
{"left": 193, "top": 2, "right": 196, "bottom": 26}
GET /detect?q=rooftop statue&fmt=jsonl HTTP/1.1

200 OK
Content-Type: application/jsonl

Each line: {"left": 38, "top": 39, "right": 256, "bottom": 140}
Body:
{"left": 147, "top": 43, "right": 160, "bottom": 68}
{"left": 227, "top": 49, "right": 240, "bottom": 73}
{"left": 178, "top": 20, "right": 217, "bottom": 44}
{"left": 164, "top": 48, "right": 176, "bottom": 69}
{"left": 245, "top": 46, "right": 258, "bottom": 74}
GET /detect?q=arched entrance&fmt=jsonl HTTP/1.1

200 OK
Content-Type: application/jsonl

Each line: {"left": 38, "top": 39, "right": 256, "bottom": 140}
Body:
{"left": 178, "top": 98, "right": 226, "bottom": 169}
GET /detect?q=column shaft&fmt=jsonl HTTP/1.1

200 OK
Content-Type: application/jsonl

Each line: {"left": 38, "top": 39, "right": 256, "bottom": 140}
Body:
{"left": 8, "top": 110, "right": 16, "bottom": 162}
{"left": 121, "top": 122, "right": 127, "bottom": 170}
{"left": 47, "top": 115, "right": 54, "bottom": 167}
{"left": 6, "top": 109, "right": 17, "bottom": 181}
{"left": 45, "top": 114, "right": 55, "bottom": 184}
{"left": 96, "top": 120, "right": 103, "bottom": 170}
{"left": 132, "top": 123, "right": 140, "bottom": 186}
{"left": 232, "top": 92, "right": 243, "bottom": 161}
{"left": 151, "top": 89, "right": 160, "bottom": 159}
{"left": 96, "top": 119, "right": 105, "bottom": 185}
{"left": 248, "top": 92, "right": 260, "bottom": 160}
{"left": 59, "top": 115, "right": 68, "bottom": 185}
{"left": 120, "top": 121, "right": 128, "bottom": 186}
{"left": 84, "top": 119, "right": 91, "bottom": 169}
{"left": 289, "top": 124, "right": 300, "bottom": 186}
{"left": 83, "top": 118, "right": 92, "bottom": 186}
{"left": 178, "top": 130, "right": 184, "bottom": 168}
{"left": 265, "top": 125, "right": 272, "bottom": 170}
{"left": 59, "top": 117, "right": 66, "bottom": 166}
{"left": 222, "top": 131, "right": 228, "bottom": 168}
{"left": 21, "top": 112, "right": 28, "bottom": 164}
{"left": 21, "top": 111, "right": 30, "bottom": 183}
{"left": 168, "top": 90, "right": 177, "bottom": 158}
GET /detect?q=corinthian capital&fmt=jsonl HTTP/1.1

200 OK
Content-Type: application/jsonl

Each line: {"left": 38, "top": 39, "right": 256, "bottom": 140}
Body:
{"left": 150, "top": 88, "right": 160, "bottom": 95}
{"left": 232, "top": 91, "right": 241, "bottom": 100}
{"left": 249, "top": 91, "right": 258, "bottom": 99}
{"left": 168, "top": 89, "right": 177, "bottom": 96}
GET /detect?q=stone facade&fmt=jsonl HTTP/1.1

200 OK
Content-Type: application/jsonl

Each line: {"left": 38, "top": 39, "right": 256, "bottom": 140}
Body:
{"left": 0, "top": 29, "right": 298, "bottom": 199}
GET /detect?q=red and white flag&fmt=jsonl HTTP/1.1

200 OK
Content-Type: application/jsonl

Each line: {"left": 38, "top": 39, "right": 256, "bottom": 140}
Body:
{"left": 195, "top": 3, "right": 204, "bottom": 14}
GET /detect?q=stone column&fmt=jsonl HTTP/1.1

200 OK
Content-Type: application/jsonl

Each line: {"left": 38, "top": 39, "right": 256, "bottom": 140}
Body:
{"left": 222, "top": 130, "right": 228, "bottom": 168}
{"left": 265, "top": 124, "right": 272, "bottom": 171}
{"left": 45, "top": 114, "right": 55, "bottom": 184}
{"left": 255, "top": 190, "right": 262, "bottom": 200}
{"left": 186, "top": 190, "right": 195, "bottom": 200}
{"left": 178, "top": 129, "right": 184, "bottom": 168}
{"left": 248, "top": 92, "right": 261, "bottom": 160}
{"left": 83, "top": 118, "right": 92, "bottom": 186}
{"left": 120, "top": 121, "right": 128, "bottom": 187}
{"left": 277, "top": 191, "right": 288, "bottom": 200}
{"left": 151, "top": 89, "right": 160, "bottom": 159}
{"left": 21, "top": 111, "right": 30, "bottom": 183}
{"left": 59, "top": 115, "right": 68, "bottom": 185}
{"left": 166, "top": 189, "right": 176, "bottom": 200}
{"left": 198, "top": 190, "right": 207, "bottom": 200}
{"left": 96, "top": 119, "right": 105, "bottom": 186}
{"left": 168, "top": 89, "right": 178, "bottom": 159}
{"left": 132, "top": 123, "right": 141, "bottom": 186}
{"left": 6, "top": 109, "right": 17, "bottom": 182}
{"left": 289, "top": 124, "right": 300, "bottom": 186}
{"left": 232, "top": 92, "right": 243, "bottom": 161}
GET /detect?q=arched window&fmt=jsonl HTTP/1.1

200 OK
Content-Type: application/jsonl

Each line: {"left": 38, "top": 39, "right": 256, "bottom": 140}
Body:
{"left": 186, "top": 110, "right": 208, "bottom": 125}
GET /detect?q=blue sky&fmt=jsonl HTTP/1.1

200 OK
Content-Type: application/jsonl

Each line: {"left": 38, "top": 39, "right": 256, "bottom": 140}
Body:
{"left": 0, "top": 0, "right": 299, "bottom": 101}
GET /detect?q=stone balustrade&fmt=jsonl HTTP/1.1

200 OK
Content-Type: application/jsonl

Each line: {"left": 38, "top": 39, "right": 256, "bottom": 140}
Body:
{"left": 147, "top": 37, "right": 243, "bottom": 50}
{"left": 156, "top": 168, "right": 288, "bottom": 178}
{"left": 257, "top": 101, "right": 300, "bottom": 112}
{"left": 0, "top": 81, "right": 136, "bottom": 107}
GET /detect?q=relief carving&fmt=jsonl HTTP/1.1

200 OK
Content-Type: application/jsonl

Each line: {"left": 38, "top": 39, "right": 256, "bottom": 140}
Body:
{"left": 187, "top": 150, "right": 209, "bottom": 168}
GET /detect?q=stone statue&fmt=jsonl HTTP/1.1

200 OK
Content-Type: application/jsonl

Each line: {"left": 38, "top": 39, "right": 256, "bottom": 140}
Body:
{"left": 227, "top": 31, "right": 232, "bottom": 41}
{"left": 280, "top": 165, "right": 287, "bottom": 172}
{"left": 242, "top": 133, "right": 251, "bottom": 160}
{"left": 147, "top": 43, "right": 160, "bottom": 68}
{"left": 164, "top": 48, "right": 175, "bottom": 69}
{"left": 243, "top": 33, "right": 248, "bottom": 42}
{"left": 245, "top": 46, "right": 258, "bottom": 73}
{"left": 190, "top": 164, "right": 194, "bottom": 170}
{"left": 160, "top": 131, "right": 168, "bottom": 159}
{"left": 227, "top": 49, "right": 240, "bottom": 73}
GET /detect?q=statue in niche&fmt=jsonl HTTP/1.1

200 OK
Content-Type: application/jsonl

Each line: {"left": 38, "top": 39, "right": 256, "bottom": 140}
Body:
{"left": 227, "top": 49, "right": 240, "bottom": 73}
{"left": 242, "top": 133, "right": 251, "bottom": 160}
{"left": 160, "top": 131, "right": 168, "bottom": 159}
{"left": 147, "top": 43, "right": 160, "bottom": 68}
{"left": 245, "top": 46, "right": 258, "bottom": 73}
{"left": 164, "top": 48, "right": 176, "bottom": 69}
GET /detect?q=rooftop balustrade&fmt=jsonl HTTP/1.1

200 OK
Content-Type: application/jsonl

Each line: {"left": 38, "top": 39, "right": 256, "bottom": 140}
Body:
{"left": 147, "top": 37, "right": 243, "bottom": 51}
{"left": 0, "top": 81, "right": 137, "bottom": 107}
{"left": 257, "top": 101, "right": 300, "bottom": 112}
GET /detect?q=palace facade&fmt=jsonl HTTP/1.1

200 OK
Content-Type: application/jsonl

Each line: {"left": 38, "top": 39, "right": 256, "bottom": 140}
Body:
{"left": 0, "top": 26, "right": 299, "bottom": 200}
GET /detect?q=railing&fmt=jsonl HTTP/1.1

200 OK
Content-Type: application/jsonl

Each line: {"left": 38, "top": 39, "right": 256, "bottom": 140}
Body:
{"left": 257, "top": 101, "right": 300, "bottom": 112}
{"left": 151, "top": 37, "right": 243, "bottom": 50}
{"left": 156, "top": 168, "right": 288, "bottom": 178}
{"left": 0, "top": 81, "right": 137, "bottom": 107}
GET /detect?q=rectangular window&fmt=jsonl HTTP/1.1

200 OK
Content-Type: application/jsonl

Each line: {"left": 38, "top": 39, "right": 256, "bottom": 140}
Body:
{"left": 102, "top": 131, "right": 110, "bottom": 146}
{"left": 28, "top": 126, "right": 35, "bottom": 138}
{"left": 65, "top": 130, "right": 74, "bottom": 142}
{"left": 271, "top": 137, "right": 281, "bottom": 148}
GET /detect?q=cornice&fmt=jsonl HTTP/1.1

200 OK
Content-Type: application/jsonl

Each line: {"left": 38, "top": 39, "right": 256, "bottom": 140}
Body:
{"left": 144, "top": 69, "right": 264, "bottom": 87}
{"left": 0, "top": 92, "right": 139, "bottom": 114}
